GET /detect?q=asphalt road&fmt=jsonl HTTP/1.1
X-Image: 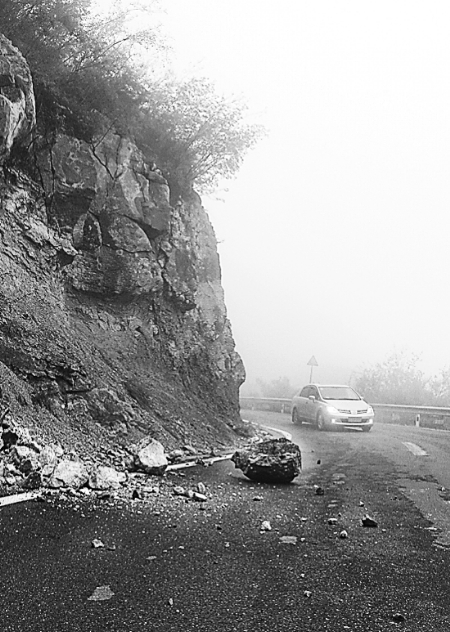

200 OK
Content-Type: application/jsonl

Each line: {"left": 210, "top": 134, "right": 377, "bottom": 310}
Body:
{"left": 2, "top": 414, "right": 450, "bottom": 631}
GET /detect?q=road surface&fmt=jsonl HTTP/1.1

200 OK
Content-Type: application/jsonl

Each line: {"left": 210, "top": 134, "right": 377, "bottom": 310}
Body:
{"left": 2, "top": 413, "right": 450, "bottom": 631}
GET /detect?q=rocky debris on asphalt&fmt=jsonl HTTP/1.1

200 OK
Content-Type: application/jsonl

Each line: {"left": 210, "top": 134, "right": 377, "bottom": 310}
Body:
{"left": 339, "top": 530, "right": 348, "bottom": 539}
{"left": 0, "top": 412, "right": 263, "bottom": 513}
{"left": 315, "top": 486, "right": 325, "bottom": 495}
{"left": 231, "top": 437, "right": 301, "bottom": 483}
{"left": 260, "top": 520, "right": 272, "bottom": 531}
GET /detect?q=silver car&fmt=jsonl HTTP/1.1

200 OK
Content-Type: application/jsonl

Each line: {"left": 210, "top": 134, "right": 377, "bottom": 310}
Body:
{"left": 291, "top": 384, "right": 374, "bottom": 431}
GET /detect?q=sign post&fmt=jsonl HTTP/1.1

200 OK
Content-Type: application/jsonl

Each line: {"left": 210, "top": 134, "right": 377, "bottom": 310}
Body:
{"left": 307, "top": 355, "right": 318, "bottom": 383}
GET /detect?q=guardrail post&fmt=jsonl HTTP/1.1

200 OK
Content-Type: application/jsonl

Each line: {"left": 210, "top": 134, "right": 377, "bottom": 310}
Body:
{"left": 415, "top": 414, "right": 420, "bottom": 427}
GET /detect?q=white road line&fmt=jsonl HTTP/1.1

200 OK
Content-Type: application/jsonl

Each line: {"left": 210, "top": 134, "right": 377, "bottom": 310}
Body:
{"left": 263, "top": 426, "right": 292, "bottom": 441}
{"left": 402, "top": 442, "right": 428, "bottom": 456}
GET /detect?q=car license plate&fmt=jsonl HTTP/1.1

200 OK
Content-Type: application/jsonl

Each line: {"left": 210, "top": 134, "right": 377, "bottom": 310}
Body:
{"left": 347, "top": 417, "right": 361, "bottom": 423}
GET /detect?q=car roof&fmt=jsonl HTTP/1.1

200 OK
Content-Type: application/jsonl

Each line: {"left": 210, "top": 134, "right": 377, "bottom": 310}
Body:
{"left": 309, "top": 384, "right": 353, "bottom": 388}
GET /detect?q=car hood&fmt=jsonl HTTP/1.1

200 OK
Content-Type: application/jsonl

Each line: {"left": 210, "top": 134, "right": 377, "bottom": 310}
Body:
{"left": 325, "top": 399, "right": 370, "bottom": 413}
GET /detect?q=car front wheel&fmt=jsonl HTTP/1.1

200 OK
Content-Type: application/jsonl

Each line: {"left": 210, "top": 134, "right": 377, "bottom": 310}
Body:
{"left": 292, "top": 408, "right": 302, "bottom": 425}
{"left": 317, "top": 412, "right": 327, "bottom": 431}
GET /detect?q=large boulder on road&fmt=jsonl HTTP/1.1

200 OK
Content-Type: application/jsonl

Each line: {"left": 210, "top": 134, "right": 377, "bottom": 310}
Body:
{"left": 132, "top": 437, "right": 168, "bottom": 475}
{"left": 231, "top": 437, "right": 302, "bottom": 483}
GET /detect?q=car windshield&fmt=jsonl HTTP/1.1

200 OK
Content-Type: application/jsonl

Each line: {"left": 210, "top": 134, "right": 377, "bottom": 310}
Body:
{"left": 318, "top": 386, "right": 361, "bottom": 401}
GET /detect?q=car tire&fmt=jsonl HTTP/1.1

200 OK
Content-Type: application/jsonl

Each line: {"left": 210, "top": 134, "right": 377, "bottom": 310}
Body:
{"left": 317, "top": 412, "right": 327, "bottom": 431}
{"left": 292, "top": 408, "right": 302, "bottom": 425}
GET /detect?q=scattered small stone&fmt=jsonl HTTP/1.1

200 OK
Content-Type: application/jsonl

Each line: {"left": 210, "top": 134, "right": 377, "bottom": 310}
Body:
{"left": 168, "top": 598, "right": 174, "bottom": 606}
{"left": 253, "top": 495, "right": 263, "bottom": 501}
{"left": 315, "top": 487, "right": 325, "bottom": 496}
{"left": 339, "top": 530, "right": 348, "bottom": 539}
{"left": 132, "top": 489, "right": 141, "bottom": 500}
{"left": 173, "top": 486, "right": 185, "bottom": 496}
{"left": 328, "top": 518, "right": 338, "bottom": 525}
{"left": 392, "top": 613, "right": 406, "bottom": 623}
{"left": 317, "top": 460, "right": 321, "bottom": 465}
{"left": 91, "top": 539, "right": 105, "bottom": 548}
{"left": 304, "top": 590, "right": 312, "bottom": 598}
{"left": 197, "top": 482, "right": 206, "bottom": 494}
{"left": 87, "top": 585, "right": 114, "bottom": 601}
{"left": 361, "top": 514, "right": 378, "bottom": 528}
{"left": 260, "top": 520, "right": 272, "bottom": 532}
{"left": 280, "top": 535, "right": 297, "bottom": 545}
{"left": 192, "top": 492, "right": 207, "bottom": 502}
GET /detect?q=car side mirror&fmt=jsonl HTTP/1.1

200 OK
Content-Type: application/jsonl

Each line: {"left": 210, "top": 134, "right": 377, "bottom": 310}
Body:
{"left": 308, "top": 395, "right": 315, "bottom": 401}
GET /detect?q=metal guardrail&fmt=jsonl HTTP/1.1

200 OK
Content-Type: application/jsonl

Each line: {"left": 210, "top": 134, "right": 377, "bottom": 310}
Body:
{"left": 239, "top": 397, "right": 450, "bottom": 431}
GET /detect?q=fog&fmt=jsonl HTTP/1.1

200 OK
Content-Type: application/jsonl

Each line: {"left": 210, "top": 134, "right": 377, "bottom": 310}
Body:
{"left": 164, "top": 1, "right": 450, "bottom": 391}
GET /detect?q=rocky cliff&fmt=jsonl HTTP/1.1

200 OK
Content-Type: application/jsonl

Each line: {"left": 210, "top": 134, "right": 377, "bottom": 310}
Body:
{"left": 0, "top": 34, "right": 248, "bottom": 458}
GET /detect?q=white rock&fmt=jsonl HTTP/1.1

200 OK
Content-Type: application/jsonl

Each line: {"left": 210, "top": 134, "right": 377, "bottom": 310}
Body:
{"left": 48, "top": 460, "right": 89, "bottom": 489}
{"left": 133, "top": 438, "right": 168, "bottom": 475}
{"left": 88, "top": 465, "right": 126, "bottom": 490}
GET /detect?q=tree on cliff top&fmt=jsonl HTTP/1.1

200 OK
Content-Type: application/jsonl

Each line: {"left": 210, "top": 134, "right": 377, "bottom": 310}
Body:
{"left": 140, "top": 77, "right": 263, "bottom": 193}
{"left": 0, "top": 0, "right": 264, "bottom": 194}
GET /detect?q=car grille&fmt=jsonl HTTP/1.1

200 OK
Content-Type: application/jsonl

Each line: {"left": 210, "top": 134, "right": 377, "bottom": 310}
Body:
{"left": 338, "top": 409, "right": 351, "bottom": 414}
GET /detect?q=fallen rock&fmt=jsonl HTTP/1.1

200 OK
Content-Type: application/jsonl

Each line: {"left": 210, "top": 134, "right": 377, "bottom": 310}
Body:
{"left": 392, "top": 613, "right": 406, "bottom": 623}
{"left": 260, "top": 520, "right": 272, "bottom": 531}
{"left": 48, "top": 460, "right": 89, "bottom": 489}
{"left": 88, "top": 465, "right": 126, "bottom": 490}
{"left": 38, "top": 445, "right": 58, "bottom": 471}
{"left": 22, "top": 470, "right": 43, "bottom": 489}
{"left": 132, "top": 438, "right": 168, "bottom": 475}
{"left": 10, "top": 445, "right": 40, "bottom": 474}
{"left": 280, "top": 535, "right": 297, "bottom": 544}
{"left": 231, "top": 438, "right": 301, "bottom": 484}
{"left": 192, "top": 492, "right": 207, "bottom": 502}
{"left": 361, "top": 514, "right": 378, "bottom": 528}
{"left": 87, "top": 585, "right": 114, "bottom": 602}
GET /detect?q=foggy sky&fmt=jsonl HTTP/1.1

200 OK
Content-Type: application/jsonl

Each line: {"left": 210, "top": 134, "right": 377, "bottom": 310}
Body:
{"left": 164, "top": 0, "right": 450, "bottom": 390}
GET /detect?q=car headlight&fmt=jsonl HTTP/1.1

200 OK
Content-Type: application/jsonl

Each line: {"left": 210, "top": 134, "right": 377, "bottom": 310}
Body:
{"left": 326, "top": 406, "right": 339, "bottom": 415}
{"left": 367, "top": 406, "right": 374, "bottom": 415}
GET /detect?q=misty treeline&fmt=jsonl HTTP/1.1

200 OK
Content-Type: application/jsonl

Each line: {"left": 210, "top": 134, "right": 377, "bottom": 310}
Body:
{"left": 243, "top": 350, "right": 450, "bottom": 407}
{"left": 353, "top": 350, "right": 450, "bottom": 407}
{"left": 1, "top": 0, "right": 264, "bottom": 194}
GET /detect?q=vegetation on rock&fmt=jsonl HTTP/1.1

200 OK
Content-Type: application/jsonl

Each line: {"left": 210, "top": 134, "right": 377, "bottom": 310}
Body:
{"left": 0, "top": 0, "right": 264, "bottom": 193}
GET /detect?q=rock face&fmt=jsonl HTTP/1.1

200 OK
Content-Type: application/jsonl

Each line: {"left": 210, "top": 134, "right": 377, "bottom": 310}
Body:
{"left": 0, "top": 34, "right": 35, "bottom": 164}
{"left": 0, "top": 34, "right": 247, "bottom": 455}
{"left": 232, "top": 438, "right": 302, "bottom": 483}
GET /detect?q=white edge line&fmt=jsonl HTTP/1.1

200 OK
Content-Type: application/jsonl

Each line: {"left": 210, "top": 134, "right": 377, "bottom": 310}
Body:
{"left": 0, "top": 491, "right": 40, "bottom": 507}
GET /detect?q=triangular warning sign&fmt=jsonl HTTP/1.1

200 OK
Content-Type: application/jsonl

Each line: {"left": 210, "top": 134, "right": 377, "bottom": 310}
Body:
{"left": 307, "top": 355, "right": 318, "bottom": 366}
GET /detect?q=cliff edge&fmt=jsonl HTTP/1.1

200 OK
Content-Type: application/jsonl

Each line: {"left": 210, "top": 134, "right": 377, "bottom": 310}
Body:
{"left": 0, "top": 34, "right": 248, "bottom": 458}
